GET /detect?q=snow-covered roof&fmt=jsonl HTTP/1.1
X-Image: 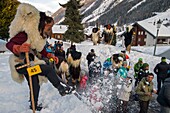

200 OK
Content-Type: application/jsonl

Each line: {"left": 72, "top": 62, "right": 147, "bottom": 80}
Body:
{"left": 135, "top": 20, "right": 170, "bottom": 37}
{"left": 52, "top": 24, "right": 68, "bottom": 34}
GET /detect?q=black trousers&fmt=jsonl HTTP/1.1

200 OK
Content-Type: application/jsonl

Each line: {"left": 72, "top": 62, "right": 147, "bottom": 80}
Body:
{"left": 135, "top": 78, "right": 139, "bottom": 87}
{"left": 139, "top": 100, "right": 149, "bottom": 113}
{"left": 116, "top": 99, "right": 128, "bottom": 113}
{"left": 157, "top": 76, "right": 165, "bottom": 94}
{"left": 16, "top": 64, "right": 61, "bottom": 107}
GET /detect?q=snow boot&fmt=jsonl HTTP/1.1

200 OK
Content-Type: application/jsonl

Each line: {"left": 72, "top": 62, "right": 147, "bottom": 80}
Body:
{"left": 57, "top": 82, "right": 74, "bottom": 96}
{"left": 30, "top": 103, "right": 43, "bottom": 111}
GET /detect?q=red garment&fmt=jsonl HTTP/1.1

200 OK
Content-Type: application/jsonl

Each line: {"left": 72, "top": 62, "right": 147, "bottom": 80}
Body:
{"left": 126, "top": 54, "right": 129, "bottom": 59}
{"left": 80, "top": 75, "right": 88, "bottom": 89}
{"left": 6, "top": 32, "right": 48, "bottom": 57}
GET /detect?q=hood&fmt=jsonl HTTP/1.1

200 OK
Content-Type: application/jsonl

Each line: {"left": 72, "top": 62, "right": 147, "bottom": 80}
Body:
{"left": 9, "top": 3, "right": 46, "bottom": 52}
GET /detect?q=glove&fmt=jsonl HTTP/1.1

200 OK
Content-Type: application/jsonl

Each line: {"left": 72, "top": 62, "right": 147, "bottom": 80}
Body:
{"left": 19, "top": 43, "right": 30, "bottom": 52}
{"left": 13, "top": 43, "right": 30, "bottom": 55}
{"left": 47, "top": 53, "right": 59, "bottom": 64}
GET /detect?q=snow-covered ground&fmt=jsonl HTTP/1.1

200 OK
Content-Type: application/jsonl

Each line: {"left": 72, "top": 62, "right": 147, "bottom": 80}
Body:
{"left": 0, "top": 39, "right": 169, "bottom": 113}
{"left": 0, "top": 39, "right": 8, "bottom": 52}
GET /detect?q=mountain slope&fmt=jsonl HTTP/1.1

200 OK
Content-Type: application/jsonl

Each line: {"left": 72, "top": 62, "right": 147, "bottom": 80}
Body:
{"left": 53, "top": 0, "right": 170, "bottom": 25}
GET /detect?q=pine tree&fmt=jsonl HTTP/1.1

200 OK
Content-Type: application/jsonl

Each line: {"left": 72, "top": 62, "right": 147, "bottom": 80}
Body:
{"left": 0, "top": 0, "right": 20, "bottom": 40}
{"left": 60, "top": 0, "right": 84, "bottom": 43}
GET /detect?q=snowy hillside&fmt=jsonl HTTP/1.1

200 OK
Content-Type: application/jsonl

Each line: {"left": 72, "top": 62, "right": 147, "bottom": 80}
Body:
{"left": 53, "top": 0, "right": 170, "bottom": 26}
{"left": 82, "top": 0, "right": 170, "bottom": 25}
{"left": 82, "top": 0, "right": 123, "bottom": 23}
{"left": 0, "top": 38, "right": 169, "bottom": 113}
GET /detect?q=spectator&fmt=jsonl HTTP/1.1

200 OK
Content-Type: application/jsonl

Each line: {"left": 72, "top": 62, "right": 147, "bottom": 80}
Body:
{"left": 66, "top": 44, "right": 76, "bottom": 57}
{"left": 79, "top": 71, "right": 88, "bottom": 90}
{"left": 121, "top": 27, "right": 135, "bottom": 54}
{"left": 157, "top": 76, "right": 170, "bottom": 113}
{"left": 116, "top": 77, "right": 133, "bottom": 113}
{"left": 86, "top": 49, "right": 96, "bottom": 67}
{"left": 134, "top": 58, "right": 143, "bottom": 87}
{"left": 138, "top": 63, "right": 149, "bottom": 82}
{"left": 136, "top": 73, "right": 157, "bottom": 113}
{"left": 154, "top": 57, "right": 170, "bottom": 94}
{"left": 55, "top": 46, "right": 65, "bottom": 58}
{"left": 46, "top": 44, "right": 53, "bottom": 54}
{"left": 117, "top": 61, "right": 128, "bottom": 81}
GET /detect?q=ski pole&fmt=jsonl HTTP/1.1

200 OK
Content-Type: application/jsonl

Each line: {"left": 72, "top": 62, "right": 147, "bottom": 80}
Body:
{"left": 26, "top": 52, "right": 36, "bottom": 113}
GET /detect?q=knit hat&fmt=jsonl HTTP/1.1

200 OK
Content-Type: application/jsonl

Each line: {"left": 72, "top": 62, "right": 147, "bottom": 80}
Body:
{"left": 143, "top": 63, "right": 149, "bottom": 68}
{"left": 138, "top": 58, "right": 143, "bottom": 62}
{"left": 91, "top": 49, "right": 94, "bottom": 53}
{"left": 121, "top": 50, "right": 126, "bottom": 53}
{"left": 161, "top": 57, "right": 166, "bottom": 62}
{"left": 123, "top": 61, "right": 127, "bottom": 65}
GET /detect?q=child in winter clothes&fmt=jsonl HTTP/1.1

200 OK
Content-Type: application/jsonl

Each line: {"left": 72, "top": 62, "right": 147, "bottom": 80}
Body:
{"left": 117, "top": 77, "right": 133, "bottom": 113}
{"left": 117, "top": 61, "right": 128, "bottom": 80}
{"left": 86, "top": 49, "right": 96, "bottom": 67}
{"left": 79, "top": 71, "right": 88, "bottom": 90}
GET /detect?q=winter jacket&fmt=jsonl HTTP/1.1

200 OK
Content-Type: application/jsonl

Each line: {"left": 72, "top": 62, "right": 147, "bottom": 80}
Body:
{"left": 138, "top": 68, "right": 149, "bottom": 81}
{"left": 122, "top": 30, "right": 133, "bottom": 47}
{"left": 103, "top": 58, "right": 112, "bottom": 68}
{"left": 86, "top": 52, "right": 96, "bottom": 66}
{"left": 117, "top": 66, "right": 128, "bottom": 79}
{"left": 55, "top": 49, "right": 65, "bottom": 58}
{"left": 154, "top": 62, "right": 170, "bottom": 79}
{"left": 80, "top": 75, "right": 88, "bottom": 89}
{"left": 136, "top": 78, "right": 154, "bottom": 101}
{"left": 157, "top": 77, "right": 170, "bottom": 108}
{"left": 134, "top": 62, "right": 143, "bottom": 78}
{"left": 46, "top": 47, "right": 53, "bottom": 53}
{"left": 117, "top": 82, "right": 132, "bottom": 101}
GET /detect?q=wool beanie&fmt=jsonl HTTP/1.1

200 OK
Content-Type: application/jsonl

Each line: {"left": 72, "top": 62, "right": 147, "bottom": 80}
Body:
{"left": 143, "top": 63, "right": 149, "bottom": 69}
{"left": 161, "top": 57, "right": 166, "bottom": 62}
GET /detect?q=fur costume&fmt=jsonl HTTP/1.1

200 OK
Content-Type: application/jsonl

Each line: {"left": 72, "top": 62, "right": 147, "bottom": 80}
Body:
{"left": 92, "top": 28, "right": 100, "bottom": 45}
{"left": 67, "top": 51, "right": 81, "bottom": 80}
{"left": 103, "top": 27, "right": 114, "bottom": 44}
{"left": 92, "top": 31, "right": 100, "bottom": 45}
{"left": 8, "top": 3, "right": 47, "bottom": 84}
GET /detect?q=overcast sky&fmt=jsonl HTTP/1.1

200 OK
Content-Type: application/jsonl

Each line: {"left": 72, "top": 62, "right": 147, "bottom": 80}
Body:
{"left": 18, "top": 0, "right": 69, "bottom": 13}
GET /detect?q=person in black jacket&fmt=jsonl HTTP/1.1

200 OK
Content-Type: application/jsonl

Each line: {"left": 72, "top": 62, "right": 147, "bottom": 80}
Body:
{"left": 138, "top": 63, "right": 150, "bottom": 82}
{"left": 157, "top": 76, "right": 170, "bottom": 113}
{"left": 86, "top": 49, "right": 96, "bottom": 67}
{"left": 55, "top": 46, "right": 65, "bottom": 58}
{"left": 154, "top": 57, "right": 170, "bottom": 94}
{"left": 121, "top": 27, "right": 134, "bottom": 53}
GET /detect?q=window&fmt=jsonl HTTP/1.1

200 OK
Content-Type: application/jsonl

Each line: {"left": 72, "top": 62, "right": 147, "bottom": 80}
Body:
{"left": 138, "top": 31, "right": 141, "bottom": 35}
{"left": 58, "top": 35, "right": 61, "bottom": 39}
